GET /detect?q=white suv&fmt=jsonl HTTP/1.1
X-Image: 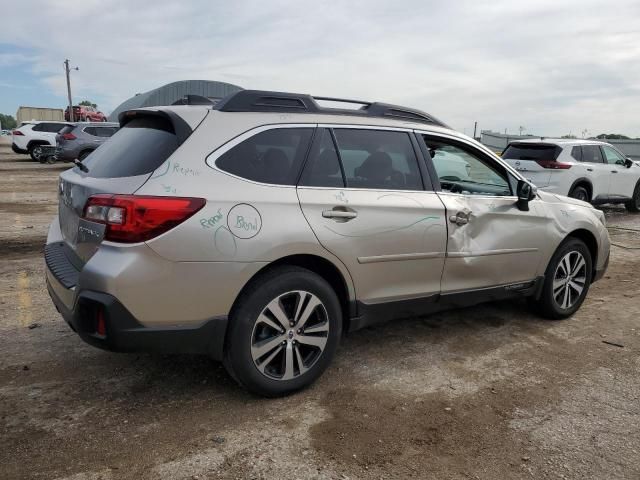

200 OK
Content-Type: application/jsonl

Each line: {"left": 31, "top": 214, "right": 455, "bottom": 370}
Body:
{"left": 11, "top": 121, "right": 73, "bottom": 161}
{"left": 502, "top": 139, "right": 640, "bottom": 212}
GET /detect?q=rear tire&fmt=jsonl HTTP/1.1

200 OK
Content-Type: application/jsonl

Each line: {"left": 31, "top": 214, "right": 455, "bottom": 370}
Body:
{"left": 223, "top": 266, "right": 342, "bottom": 397}
{"left": 29, "top": 144, "right": 44, "bottom": 161}
{"left": 531, "top": 238, "right": 592, "bottom": 320}
{"left": 624, "top": 183, "right": 640, "bottom": 212}
{"left": 569, "top": 185, "right": 590, "bottom": 202}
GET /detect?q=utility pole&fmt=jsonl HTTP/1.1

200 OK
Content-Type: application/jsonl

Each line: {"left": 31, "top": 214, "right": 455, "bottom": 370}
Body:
{"left": 64, "top": 59, "right": 78, "bottom": 122}
{"left": 473, "top": 121, "right": 478, "bottom": 139}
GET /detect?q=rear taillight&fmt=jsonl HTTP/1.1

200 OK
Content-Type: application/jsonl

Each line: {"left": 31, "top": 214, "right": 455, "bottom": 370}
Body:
{"left": 62, "top": 132, "right": 76, "bottom": 140}
{"left": 535, "top": 159, "right": 572, "bottom": 169}
{"left": 96, "top": 308, "right": 106, "bottom": 337}
{"left": 82, "top": 195, "right": 206, "bottom": 243}
{"left": 12, "top": 130, "right": 24, "bottom": 136}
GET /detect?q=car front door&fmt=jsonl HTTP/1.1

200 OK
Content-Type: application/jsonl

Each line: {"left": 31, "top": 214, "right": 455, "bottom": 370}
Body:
{"left": 580, "top": 144, "right": 610, "bottom": 200}
{"left": 417, "top": 132, "right": 549, "bottom": 293}
{"left": 297, "top": 127, "right": 447, "bottom": 308}
{"left": 601, "top": 145, "right": 638, "bottom": 199}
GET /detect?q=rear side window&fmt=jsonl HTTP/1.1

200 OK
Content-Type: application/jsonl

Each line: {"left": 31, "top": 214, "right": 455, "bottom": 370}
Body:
{"left": 81, "top": 116, "right": 180, "bottom": 178}
{"left": 216, "top": 128, "right": 313, "bottom": 185}
{"left": 571, "top": 146, "right": 582, "bottom": 161}
{"left": 97, "top": 127, "right": 118, "bottom": 137}
{"left": 332, "top": 129, "right": 423, "bottom": 190}
{"left": 299, "top": 129, "right": 345, "bottom": 188}
{"left": 83, "top": 127, "right": 98, "bottom": 136}
{"left": 502, "top": 144, "right": 561, "bottom": 161}
{"left": 581, "top": 145, "right": 604, "bottom": 164}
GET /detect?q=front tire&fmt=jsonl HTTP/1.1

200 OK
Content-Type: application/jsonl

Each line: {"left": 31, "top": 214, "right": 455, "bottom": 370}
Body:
{"left": 224, "top": 266, "right": 342, "bottom": 397}
{"left": 532, "top": 238, "right": 592, "bottom": 319}
{"left": 624, "top": 183, "right": 640, "bottom": 212}
{"left": 569, "top": 185, "right": 590, "bottom": 202}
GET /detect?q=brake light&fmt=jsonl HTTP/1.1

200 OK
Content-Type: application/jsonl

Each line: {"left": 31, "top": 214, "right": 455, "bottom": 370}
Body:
{"left": 535, "top": 159, "right": 572, "bottom": 169}
{"left": 83, "top": 195, "right": 206, "bottom": 243}
{"left": 96, "top": 308, "right": 106, "bottom": 337}
{"left": 12, "top": 130, "right": 24, "bottom": 136}
{"left": 62, "top": 132, "right": 76, "bottom": 140}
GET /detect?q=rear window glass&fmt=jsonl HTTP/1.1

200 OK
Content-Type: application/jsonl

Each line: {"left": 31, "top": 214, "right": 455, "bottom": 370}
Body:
{"left": 502, "top": 144, "right": 561, "bottom": 161}
{"left": 81, "top": 116, "right": 179, "bottom": 178}
{"left": 59, "top": 125, "right": 75, "bottom": 135}
{"left": 215, "top": 128, "right": 313, "bottom": 185}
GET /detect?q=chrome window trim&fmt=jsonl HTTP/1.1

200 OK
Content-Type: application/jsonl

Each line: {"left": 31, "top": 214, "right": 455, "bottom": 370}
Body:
{"left": 207, "top": 122, "right": 428, "bottom": 189}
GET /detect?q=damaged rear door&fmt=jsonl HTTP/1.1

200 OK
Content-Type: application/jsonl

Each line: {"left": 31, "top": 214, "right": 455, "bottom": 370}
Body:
{"left": 417, "top": 133, "right": 549, "bottom": 293}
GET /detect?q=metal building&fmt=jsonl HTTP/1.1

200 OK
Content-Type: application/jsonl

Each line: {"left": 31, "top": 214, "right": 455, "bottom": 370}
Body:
{"left": 108, "top": 80, "right": 243, "bottom": 121}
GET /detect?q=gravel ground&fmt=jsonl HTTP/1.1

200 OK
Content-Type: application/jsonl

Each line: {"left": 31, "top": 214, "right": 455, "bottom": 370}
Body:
{"left": 1, "top": 136, "right": 639, "bottom": 480}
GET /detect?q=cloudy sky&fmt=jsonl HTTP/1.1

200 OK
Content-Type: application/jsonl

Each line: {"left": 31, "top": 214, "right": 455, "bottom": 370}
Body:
{"left": 1, "top": 0, "right": 639, "bottom": 137}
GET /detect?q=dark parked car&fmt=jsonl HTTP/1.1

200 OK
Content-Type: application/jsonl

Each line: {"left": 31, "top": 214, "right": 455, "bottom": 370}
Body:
{"left": 55, "top": 123, "right": 119, "bottom": 161}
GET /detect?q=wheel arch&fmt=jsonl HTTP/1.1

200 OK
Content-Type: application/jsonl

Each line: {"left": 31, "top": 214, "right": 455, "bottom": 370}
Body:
{"left": 567, "top": 228, "right": 598, "bottom": 280}
{"left": 26, "top": 139, "right": 50, "bottom": 150}
{"left": 568, "top": 178, "right": 593, "bottom": 201}
{"left": 230, "top": 253, "right": 355, "bottom": 333}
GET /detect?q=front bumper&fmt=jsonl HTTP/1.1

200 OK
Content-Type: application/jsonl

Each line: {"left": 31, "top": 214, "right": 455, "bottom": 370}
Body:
{"left": 593, "top": 249, "right": 610, "bottom": 283}
{"left": 45, "top": 242, "right": 228, "bottom": 359}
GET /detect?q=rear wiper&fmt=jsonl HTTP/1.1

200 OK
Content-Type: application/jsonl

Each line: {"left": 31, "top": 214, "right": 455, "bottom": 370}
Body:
{"left": 74, "top": 159, "right": 89, "bottom": 173}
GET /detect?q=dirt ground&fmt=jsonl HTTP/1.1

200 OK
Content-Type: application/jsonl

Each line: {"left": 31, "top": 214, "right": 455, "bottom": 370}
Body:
{"left": 1, "top": 136, "right": 639, "bottom": 480}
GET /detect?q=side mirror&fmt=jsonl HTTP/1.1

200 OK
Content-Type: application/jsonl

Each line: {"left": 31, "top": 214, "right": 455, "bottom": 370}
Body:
{"left": 624, "top": 158, "right": 633, "bottom": 168}
{"left": 516, "top": 180, "right": 536, "bottom": 211}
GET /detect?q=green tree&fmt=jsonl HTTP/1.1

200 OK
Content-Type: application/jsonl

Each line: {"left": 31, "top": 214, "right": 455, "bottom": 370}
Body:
{"left": 79, "top": 100, "right": 98, "bottom": 109}
{"left": 0, "top": 113, "right": 17, "bottom": 130}
{"left": 595, "top": 133, "right": 630, "bottom": 140}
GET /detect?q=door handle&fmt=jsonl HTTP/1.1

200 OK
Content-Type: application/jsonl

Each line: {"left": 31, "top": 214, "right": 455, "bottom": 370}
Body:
{"left": 449, "top": 211, "right": 470, "bottom": 226}
{"left": 611, "top": 170, "right": 618, "bottom": 173}
{"left": 322, "top": 208, "right": 357, "bottom": 220}
{"left": 586, "top": 168, "right": 593, "bottom": 172}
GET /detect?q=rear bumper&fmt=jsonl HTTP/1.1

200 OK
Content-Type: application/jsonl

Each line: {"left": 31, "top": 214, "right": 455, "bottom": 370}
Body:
{"left": 45, "top": 242, "right": 228, "bottom": 359}
{"left": 11, "top": 142, "right": 27, "bottom": 154}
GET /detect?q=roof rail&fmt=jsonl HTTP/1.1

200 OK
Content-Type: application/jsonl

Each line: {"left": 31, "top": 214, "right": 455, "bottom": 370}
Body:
{"left": 214, "top": 90, "right": 449, "bottom": 128}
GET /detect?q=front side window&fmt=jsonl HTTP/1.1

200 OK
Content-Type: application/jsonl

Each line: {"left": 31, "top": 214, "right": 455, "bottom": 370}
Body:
{"left": 423, "top": 136, "right": 511, "bottom": 196}
{"left": 601, "top": 145, "right": 625, "bottom": 165}
{"left": 581, "top": 145, "right": 604, "bottom": 164}
{"left": 216, "top": 128, "right": 313, "bottom": 185}
{"left": 332, "top": 129, "right": 423, "bottom": 191}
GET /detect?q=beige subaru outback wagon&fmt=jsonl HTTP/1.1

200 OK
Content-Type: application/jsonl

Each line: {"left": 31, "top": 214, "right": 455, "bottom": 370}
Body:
{"left": 45, "top": 90, "right": 610, "bottom": 396}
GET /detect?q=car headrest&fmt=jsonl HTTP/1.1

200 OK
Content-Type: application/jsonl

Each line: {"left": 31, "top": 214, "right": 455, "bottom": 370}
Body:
{"left": 354, "top": 151, "right": 393, "bottom": 181}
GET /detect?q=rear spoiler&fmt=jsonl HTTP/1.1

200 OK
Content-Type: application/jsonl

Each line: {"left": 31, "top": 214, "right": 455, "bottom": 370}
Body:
{"left": 117, "top": 109, "right": 193, "bottom": 144}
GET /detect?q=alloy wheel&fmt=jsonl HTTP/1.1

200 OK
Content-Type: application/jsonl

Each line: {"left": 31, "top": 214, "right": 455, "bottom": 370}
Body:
{"left": 553, "top": 251, "right": 587, "bottom": 309}
{"left": 250, "top": 290, "right": 329, "bottom": 380}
